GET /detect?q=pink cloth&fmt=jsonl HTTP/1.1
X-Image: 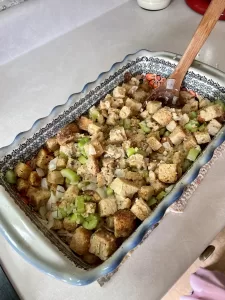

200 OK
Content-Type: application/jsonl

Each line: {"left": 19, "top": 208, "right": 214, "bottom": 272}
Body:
{"left": 181, "top": 268, "right": 225, "bottom": 300}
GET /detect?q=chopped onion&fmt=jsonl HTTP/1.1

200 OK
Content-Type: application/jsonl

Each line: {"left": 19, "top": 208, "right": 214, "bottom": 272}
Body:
{"left": 48, "top": 157, "right": 57, "bottom": 171}
{"left": 36, "top": 168, "right": 45, "bottom": 177}
{"left": 39, "top": 206, "right": 47, "bottom": 219}
{"left": 52, "top": 210, "right": 62, "bottom": 220}
{"left": 82, "top": 182, "right": 97, "bottom": 191}
{"left": 41, "top": 178, "right": 48, "bottom": 190}
{"left": 84, "top": 144, "right": 96, "bottom": 156}
{"left": 46, "top": 212, "right": 54, "bottom": 229}
{"left": 46, "top": 191, "right": 58, "bottom": 211}
{"left": 56, "top": 185, "right": 65, "bottom": 199}
{"left": 96, "top": 187, "right": 107, "bottom": 199}
{"left": 115, "top": 169, "right": 125, "bottom": 178}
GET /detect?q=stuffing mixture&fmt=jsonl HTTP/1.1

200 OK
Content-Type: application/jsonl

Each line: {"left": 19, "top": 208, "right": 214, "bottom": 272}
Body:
{"left": 5, "top": 72, "right": 225, "bottom": 264}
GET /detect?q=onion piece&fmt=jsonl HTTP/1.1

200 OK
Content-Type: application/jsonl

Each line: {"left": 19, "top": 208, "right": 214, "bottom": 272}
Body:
{"left": 46, "top": 212, "right": 54, "bottom": 229}
{"left": 41, "top": 178, "right": 48, "bottom": 190}
{"left": 96, "top": 187, "right": 107, "bottom": 199}
{"left": 114, "top": 169, "right": 125, "bottom": 178}
{"left": 82, "top": 182, "right": 97, "bottom": 191}
{"left": 48, "top": 157, "right": 57, "bottom": 171}
{"left": 84, "top": 144, "right": 96, "bottom": 156}
{"left": 52, "top": 210, "right": 62, "bottom": 220}
{"left": 56, "top": 185, "right": 65, "bottom": 199}
{"left": 46, "top": 191, "right": 58, "bottom": 211}
{"left": 36, "top": 168, "right": 45, "bottom": 177}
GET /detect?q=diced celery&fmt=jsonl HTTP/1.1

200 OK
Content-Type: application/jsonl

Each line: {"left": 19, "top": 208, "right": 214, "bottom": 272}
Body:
{"left": 58, "top": 207, "right": 67, "bottom": 218}
{"left": 78, "top": 137, "right": 90, "bottom": 148}
{"left": 106, "top": 187, "right": 114, "bottom": 196}
{"left": 124, "top": 119, "right": 131, "bottom": 129}
{"left": 75, "top": 196, "right": 85, "bottom": 213}
{"left": 59, "top": 152, "right": 68, "bottom": 159}
{"left": 70, "top": 213, "right": 84, "bottom": 224}
{"left": 126, "top": 147, "right": 138, "bottom": 157}
{"left": 147, "top": 197, "right": 157, "bottom": 207}
{"left": 189, "top": 111, "right": 197, "bottom": 119}
{"left": 78, "top": 156, "right": 87, "bottom": 164}
{"left": 5, "top": 170, "right": 17, "bottom": 184}
{"left": 198, "top": 124, "right": 206, "bottom": 132}
{"left": 84, "top": 195, "right": 92, "bottom": 201}
{"left": 139, "top": 121, "right": 151, "bottom": 133}
{"left": 159, "top": 128, "right": 166, "bottom": 136}
{"left": 77, "top": 181, "right": 89, "bottom": 189}
{"left": 185, "top": 120, "right": 200, "bottom": 132}
{"left": 83, "top": 214, "right": 100, "bottom": 230}
{"left": 156, "top": 191, "right": 167, "bottom": 201}
{"left": 89, "top": 107, "right": 100, "bottom": 122}
{"left": 187, "top": 147, "right": 201, "bottom": 162}
{"left": 164, "top": 131, "right": 170, "bottom": 137}
{"left": 61, "top": 168, "right": 81, "bottom": 183}
{"left": 182, "top": 159, "right": 192, "bottom": 172}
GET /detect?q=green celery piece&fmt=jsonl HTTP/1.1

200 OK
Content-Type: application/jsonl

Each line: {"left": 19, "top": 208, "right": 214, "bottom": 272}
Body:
{"left": 126, "top": 147, "right": 138, "bottom": 157}
{"left": 77, "top": 181, "right": 89, "bottom": 189}
{"left": 185, "top": 120, "right": 200, "bottom": 132}
{"left": 84, "top": 195, "right": 92, "bottom": 201}
{"left": 164, "top": 131, "right": 170, "bottom": 137}
{"left": 106, "top": 187, "right": 114, "bottom": 196}
{"left": 59, "top": 152, "right": 68, "bottom": 159}
{"left": 159, "top": 128, "right": 166, "bottom": 136}
{"left": 70, "top": 213, "right": 84, "bottom": 224}
{"left": 187, "top": 147, "right": 201, "bottom": 162}
{"left": 182, "top": 159, "right": 192, "bottom": 172}
{"left": 5, "top": 170, "right": 17, "bottom": 184}
{"left": 83, "top": 214, "right": 99, "bottom": 230}
{"left": 189, "top": 111, "right": 197, "bottom": 119}
{"left": 75, "top": 196, "right": 85, "bottom": 213}
{"left": 78, "top": 137, "right": 90, "bottom": 148}
{"left": 139, "top": 121, "right": 151, "bottom": 133}
{"left": 198, "top": 124, "right": 206, "bottom": 132}
{"left": 124, "top": 119, "right": 131, "bottom": 129}
{"left": 147, "top": 197, "right": 157, "bottom": 207}
{"left": 156, "top": 191, "right": 167, "bottom": 201}
{"left": 61, "top": 168, "right": 81, "bottom": 183}
{"left": 58, "top": 207, "right": 67, "bottom": 218}
{"left": 78, "top": 156, "right": 87, "bottom": 164}
{"left": 89, "top": 107, "right": 100, "bottom": 122}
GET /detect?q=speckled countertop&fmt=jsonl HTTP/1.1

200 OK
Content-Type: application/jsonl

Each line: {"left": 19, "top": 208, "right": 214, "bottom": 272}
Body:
{"left": 1, "top": 0, "right": 225, "bottom": 299}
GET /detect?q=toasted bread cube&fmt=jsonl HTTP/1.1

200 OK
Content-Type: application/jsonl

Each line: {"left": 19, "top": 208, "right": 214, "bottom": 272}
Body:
{"left": 138, "top": 186, "right": 154, "bottom": 201}
{"left": 47, "top": 171, "right": 64, "bottom": 185}
{"left": 119, "top": 106, "right": 131, "bottom": 119}
{"left": 99, "top": 197, "right": 117, "bottom": 217}
{"left": 127, "top": 154, "right": 146, "bottom": 170}
{"left": 63, "top": 185, "right": 79, "bottom": 202}
{"left": 183, "top": 134, "right": 197, "bottom": 151}
{"left": 115, "top": 194, "right": 132, "bottom": 210}
{"left": 182, "top": 100, "right": 198, "bottom": 113}
{"left": 56, "top": 157, "right": 67, "bottom": 170}
{"left": 56, "top": 123, "right": 79, "bottom": 145}
{"left": 70, "top": 227, "right": 92, "bottom": 255}
{"left": 14, "top": 162, "right": 32, "bottom": 180}
{"left": 17, "top": 178, "right": 30, "bottom": 193}
{"left": 151, "top": 180, "right": 166, "bottom": 194}
{"left": 28, "top": 171, "right": 41, "bottom": 187}
{"left": 87, "top": 123, "right": 101, "bottom": 135}
{"left": 147, "top": 136, "right": 162, "bottom": 151}
{"left": 66, "top": 157, "right": 79, "bottom": 171}
{"left": 60, "top": 143, "right": 76, "bottom": 158}
{"left": 152, "top": 108, "right": 172, "bottom": 126}
{"left": 200, "top": 105, "right": 223, "bottom": 122}
{"left": 169, "top": 126, "right": 186, "bottom": 145}
{"left": 109, "top": 127, "right": 127, "bottom": 144}
{"left": 133, "top": 89, "right": 147, "bottom": 102}
{"left": 63, "top": 217, "right": 77, "bottom": 231}
{"left": 173, "top": 152, "right": 184, "bottom": 165}
{"left": 199, "top": 98, "right": 211, "bottom": 108}
{"left": 46, "top": 137, "right": 59, "bottom": 152}
{"left": 179, "top": 91, "right": 195, "bottom": 103}
{"left": 131, "top": 198, "right": 151, "bottom": 221}
{"left": 179, "top": 113, "right": 190, "bottom": 126}
{"left": 110, "top": 178, "right": 139, "bottom": 198}
{"left": 113, "top": 86, "right": 126, "bottom": 98}
{"left": 86, "top": 156, "right": 99, "bottom": 176}
{"left": 114, "top": 210, "right": 136, "bottom": 238}
{"left": 166, "top": 120, "right": 177, "bottom": 132}
{"left": 27, "top": 187, "right": 50, "bottom": 210}
{"left": 36, "top": 148, "right": 53, "bottom": 169}
{"left": 89, "top": 229, "right": 117, "bottom": 260}
{"left": 97, "top": 173, "right": 106, "bottom": 187}
{"left": 147, "top": 101, "right": 162, "bottom": 114}
{"left": 85, "top": 202, "right": 96, "bottom": 214}
{"left": 52, "top": 219, "right": 63, "bottom": 230}
{"left": 207, "top": 119, "right": 222, "bottom": 136}
{"left": 106, "top": 216, "right": 115, "bottom": 229}
{"left": 125, "top": 98, "right": 142, "bottom": 114}
{"left": 158, "top": 164, "right": 178, "bottom": 184}
{"left": 194, "top": 131, "right": 211, "bottom": 144}
{"left": 77, "top": 116, "right": 93, "bottom": 131}
{"left": 91, "top": 141, "right": 104, "bottom": 158}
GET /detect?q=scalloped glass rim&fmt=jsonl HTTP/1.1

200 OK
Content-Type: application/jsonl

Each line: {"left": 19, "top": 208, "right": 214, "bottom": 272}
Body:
{"left": 0, "top": 50, "right": 225, "bottom": 285}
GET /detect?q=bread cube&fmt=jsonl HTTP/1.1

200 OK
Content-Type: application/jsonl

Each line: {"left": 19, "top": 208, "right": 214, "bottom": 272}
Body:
{"left": 152, "top": 108, "right": 172, "bottom": 126}
{"left": 14, "top": 162, "right": 32, "bottom": 180}
{"left": 46, "top": 137, "right": 59, "bottom": 152}
{"left": 87, "top": 123, "right": 101, "bottom": 135}
{"left": 109, "top": 127, "right": 127, "bottom": 144}
{"left": 127, "top": 154, "right": 146, "bottom": 170}
{"left": 194, "top": 131, "right": 211, "bottom": 144}
{"left": 147, "top": 136, "right": 162, "bottom": 151}
{"left": 114, "top": 210, "right": 136, "bottom": 238}
{"left": 166, "top": 120, "right": 177, "bottom": 132}
{"left": 146, "top": 101, "right": 162, "bottom": 114}
{"left": 115, "top": 194, "right": 131, "bottom": 210}
{"left": 60, "top": 143, "right": 76, "bottom": 158}
{"left": 138, "top": 186, "right": 154, "bottom": 201}
{"left": 131, "top": 198, "right": 151, "bottom": 221}
{"left": 182, "top": 100, "right": 198, "bottom": 113}
{"left": 47, "top": 171, "right": 64, "bottom": 185}
{"left": 27, "top": 187, "right": 50, "bottom": 210}
{"left": 119, "top": 106, "right": 131, "bottom": 119}
{"left": 113, "top": 86, "right": 126, "bottom": 98}
{"left": 77, "top": 116, "right": 93, "bottom": 131}
{"left": 63, "top": 217, "right": 77, "bottom": 231}
{"left": 28, "top": 171, "right": 41, "bottom": 187}
{"left": 17, "top": 178, "right": 30, "bottom": 194}
{"left": 70, "top": 227, "right": 92, "bottom": 255}
{"left": 110, "top": 178, "right": 139, "bottom": 198}
{"left": 89, "top": 229, "right": 117, "bottom": 261}
{"left": 179, "top": 113, "right": 190, "bottom": 126}
{"left": 51, "top": 219, "right": 63, "bottom": 230}
{"left": 99, "top": 197, "right": 117, "bottom": 217}
{"left": 207, "top": 119, "right": 222, "bottom": 136}
{"left": 151, "top": 180, "right": 166, "bottom": 194}
{"left": 158, "top": 164, "right": 178, "bottom": 184}
{"left": 169, "top": 126, "right": 186, "bottom": 145}
{"left": 63, "top": 185, "right": 79, "bottom": 202}
{"left": 85, "top": 202, "right": 96, "bottom": 214}
{"left": 56, "top": 157, "right": 67, "bottom": 170}
{"left": 36, "top": 148, "right": 53, "bottom": 169}
{"left": 200, "top": 104, "right": 223, "bottom": 122}
{"left": 57, "top": 123, "right": 79, "bottom": 145}
{"left": 183, "top": 134, "right": 197, "bottom": 151}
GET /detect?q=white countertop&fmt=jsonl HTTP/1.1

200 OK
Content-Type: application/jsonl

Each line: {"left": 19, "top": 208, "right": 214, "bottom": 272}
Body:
{"left": 1, "top": 0, "right": 225, "bottom": 299}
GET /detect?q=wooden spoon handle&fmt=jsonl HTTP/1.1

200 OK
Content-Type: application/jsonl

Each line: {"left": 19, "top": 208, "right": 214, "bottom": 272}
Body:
{"left": 170, "top": 0, "right": 225, "bottom": 90}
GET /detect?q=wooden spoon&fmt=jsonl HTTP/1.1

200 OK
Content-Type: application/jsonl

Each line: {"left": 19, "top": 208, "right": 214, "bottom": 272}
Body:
{"left": 149, "top": 0, "right": 225, "bottom": 107}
